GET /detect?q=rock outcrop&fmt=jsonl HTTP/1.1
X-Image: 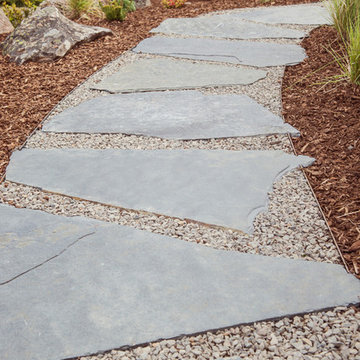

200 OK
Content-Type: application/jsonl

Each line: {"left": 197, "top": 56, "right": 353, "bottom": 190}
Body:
{"left": 0, "top": 8, "right": 13, "bottom": 34}
{"left": 1, "top": 6, "right": 112, "bottom": 64}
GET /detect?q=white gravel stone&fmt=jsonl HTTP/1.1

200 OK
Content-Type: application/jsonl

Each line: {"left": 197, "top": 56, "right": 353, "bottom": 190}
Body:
{"left": 73, "top": 307, "right": 360, "bottom": 360}
{"left": 25, "top": 132, "right": 292, "bottom": 151}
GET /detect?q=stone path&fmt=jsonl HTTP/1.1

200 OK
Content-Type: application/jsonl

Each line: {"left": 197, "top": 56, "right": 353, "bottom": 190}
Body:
{"left": 6, "top": 149, "right": 314, "bottom": 232}
{"left": 132, "top": 37, "right": 306, "bottom": 67}
{"left": 42, "top": 91, "right": 299, "bottom": 138}
{"left": 1, "top": 203, "right": 359, "bottom": 360}
{"left": 1, "top": 3, "right": 360, "bottom": 360}
{"left": 91, "top": 58, "right": 267, "bottom": 93}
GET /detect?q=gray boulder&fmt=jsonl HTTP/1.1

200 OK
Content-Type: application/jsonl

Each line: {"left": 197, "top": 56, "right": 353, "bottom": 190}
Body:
{"left": 134, "top": 0, "right": 151, "bottom": 8}
{"left": 0, "top": 8, "right": 13, "bottom": 34}
{"left": 38, "top": 0, "right": 69, "bottom": 15}
{"left": 1, "top": 6, "right": 112, "bottom": 64}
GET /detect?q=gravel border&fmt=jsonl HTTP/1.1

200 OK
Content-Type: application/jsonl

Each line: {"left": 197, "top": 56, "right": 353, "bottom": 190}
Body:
{"left": 25, "top": 133, "right": 292, "bottom": 151}
{"left": 78, "top": 306, "right": 360, "bottom": 360}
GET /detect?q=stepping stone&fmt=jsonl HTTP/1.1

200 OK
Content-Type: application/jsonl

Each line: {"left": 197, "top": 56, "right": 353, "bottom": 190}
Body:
{"left": 6, "top": 149, "right": 314, "bottom": 233}
{"left": 1, "top": 204, "right": 359, "bottom": 360}
{"left": 91, "top": 58, "right": 267, "bottom": 93}
{"left": 236, "top": 4, "right": 331, "bottom": 25}
{"left": 133, "top": 37, "right": 306, "bottom": 67}
{"left": 150, "top": 15, "right": 306, "bottom": 39}
{"left": 42, "top": 91, "right": 299, "bottom": 139}
{"left": 0, "top": 204, "right": 99, "bottom": 285}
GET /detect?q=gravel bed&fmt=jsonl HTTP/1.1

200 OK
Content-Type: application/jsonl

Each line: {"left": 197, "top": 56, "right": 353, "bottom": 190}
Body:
{"left": 0, "top": 168, "right": 339, "bottom": 263}
{"left": 25, "top": 133, "right": 292, "bottom": 151}
{"left": 77, "top": 306, "right": 360, "bottom": 360}
{"left": 148, "top": 32, "right": 305, "bottom": 45}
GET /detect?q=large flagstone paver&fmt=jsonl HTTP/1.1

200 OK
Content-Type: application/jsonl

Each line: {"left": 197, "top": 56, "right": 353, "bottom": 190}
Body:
{"left": 6, "top": 149, "right": 314, "bottom": 233}
{"left": 91, "top": 58, "right": 267, "bottom": 93}
{"left": 236, "top": 4, "right": 331, "bottom": 25}
{"left": 42, "top": 91, "right": 299, "bottom": 139}
{"left": 0, "top": 204, "right": 99, "bottom": 284}
{"left": 150, "top": 15, "right": 306, "bottom": 39}
{"left": 1, "top": 204, "right": 359, "bottom": 360}
{"left": 133, "top": 37, "right": 306, "bottom": 67}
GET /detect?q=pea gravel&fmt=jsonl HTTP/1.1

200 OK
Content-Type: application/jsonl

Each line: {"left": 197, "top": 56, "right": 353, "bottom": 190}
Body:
{"left": 25, "top": 133, "right": 292, "bottom": 151}
{"left": 78, "top": 306, "right": 360, "bottom": 360}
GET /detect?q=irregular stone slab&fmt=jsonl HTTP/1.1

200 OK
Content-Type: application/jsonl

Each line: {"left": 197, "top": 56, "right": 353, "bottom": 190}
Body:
{"left": 133, "top": 37, "right": 306, "bottom": 67}
{"left": 91, "top": 58, "right": 267, "bottom": 93}
{"left": 0, "top": 204, "right": 101, "bottom": 284}
{"left": 6, "top": 149, "right": 314, "bottom": 233}
{"left": 1, "top": 6, "right": 112, "bottom": 64}
{"left": 42, "top": 91, "right": 299, "bottom": 138}
{"left": 0, "top": 8, "right": 13, "bottom": 34}
{"left": 236, "top": 4, "right": 331, "bottom": 25}
{"left": 1, "top": 208, "right": 359, "bottom": 360}
{"left": 150, "top": 15, "right": 306, "bottom": 39}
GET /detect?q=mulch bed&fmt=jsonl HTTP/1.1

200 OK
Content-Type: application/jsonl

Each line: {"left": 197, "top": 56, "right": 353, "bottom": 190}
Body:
{"left": 282, "top": 26, "right": 360, "bottom": 277}
{"left": 1, "top": 0, "right": 359, "bottom": 276}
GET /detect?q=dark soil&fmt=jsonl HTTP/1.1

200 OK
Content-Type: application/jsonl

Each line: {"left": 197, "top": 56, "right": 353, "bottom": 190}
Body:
{"left": 2, "top": 0, "right": 359, "bottom": 276}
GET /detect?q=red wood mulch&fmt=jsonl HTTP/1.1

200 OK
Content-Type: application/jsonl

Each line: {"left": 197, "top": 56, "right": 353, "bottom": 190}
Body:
{"left": 1, "top": 0, "right": 359, "bottom": 275}
{"left": 282, "top": 26, "right": 360, "bottom": 277}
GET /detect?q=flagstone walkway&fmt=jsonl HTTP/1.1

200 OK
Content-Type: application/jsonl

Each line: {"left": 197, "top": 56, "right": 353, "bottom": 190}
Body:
{"left": 1, "top": 3, "right": 359, "bottom": 360}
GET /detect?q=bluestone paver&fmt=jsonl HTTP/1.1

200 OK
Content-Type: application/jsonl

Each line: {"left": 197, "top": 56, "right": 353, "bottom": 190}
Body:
{"left": 6, "top": 149, "right": 314, "bottom": 233}
{"left": 133, "top": 37, "right": 306, "bottom": 67}
{"left": 1, "top": 205, "right": 359, "bottom": 360}
{"left": 150, "top": 15, "right": 306, "bottom": 39}
{"left": 42, "top": 91, "right": 299, "bottom": 139}
{"left": 91, "top": 58, "right": 267, "bottom": 93}
{"left": 236, "top": 4, "right": 331, "bottom": 25}
{"left": 0, "top": 203, "right": 99, "bottom": 284}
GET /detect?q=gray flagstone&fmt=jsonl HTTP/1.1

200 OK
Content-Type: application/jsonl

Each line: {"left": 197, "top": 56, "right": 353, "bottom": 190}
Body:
{"left": 0, "top": 204, "right": 99, "bottom": 284}
{"left": 6, "top": 149, "right": 314, "bottom": 233}
{"left": 42, "top": 91, "right": 299, "bottom": 139}
{"left": 0, "top": 204, "right": 359, "bottom": 360}
{"left": 150, "top": 15, "right": 306, "bottom": 39}
{"left": 133, "top": 37, "right": 306, "bottom": 67}
{"left": 236, "top": 4, "right": 331, "bottom": 25}
{"left": 91, "top": 58, "right": 267, "bottom": 93}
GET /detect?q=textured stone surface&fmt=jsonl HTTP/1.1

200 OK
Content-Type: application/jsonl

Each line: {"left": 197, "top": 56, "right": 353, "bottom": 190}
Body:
{"left": 236, "top": 4, "right": 331, "bottom": 25}
{"left": 1, "top": 6, "right": 112, "bottom": 64}
{"left": 6, "top": 149, "right": 314, "bottom": 232}
{"left": 91, "top": 58, "right": 267, "bottom": 93}
{"left": 0, "top": 207, "right": 359, "bottom": 360}
{"left": 134, "top": 0, "right": 151, "bottom": 8}
{"left": 42, "top": 91, "right": 299, "bottom": 139}
{"left": 38, "top": 0, "right": 69, "bottom": 15}
{"left": 150, "top": 15, "right": 306, "bottom": 39}
{"left": 0, "top": 8, "right": 13, "bottom": 34}
{"left": 0, "top": 203, "right": 99, "bottom": 284}
{"left": 133, "top": 37, "right": 306, "bottom": 67}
